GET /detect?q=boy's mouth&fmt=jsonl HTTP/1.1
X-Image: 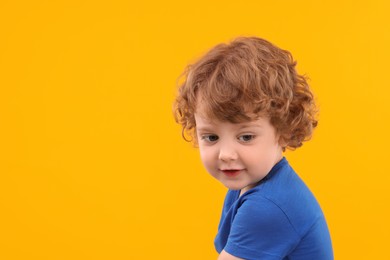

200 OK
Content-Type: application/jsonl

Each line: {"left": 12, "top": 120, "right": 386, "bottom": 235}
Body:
{"left": 220, "top": 169, "right": 242, "bottom": 177}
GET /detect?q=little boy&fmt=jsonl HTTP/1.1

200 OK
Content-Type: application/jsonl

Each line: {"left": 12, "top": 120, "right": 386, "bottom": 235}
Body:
{"left": 173, "top": 37, "right": 333, "bottom": 260}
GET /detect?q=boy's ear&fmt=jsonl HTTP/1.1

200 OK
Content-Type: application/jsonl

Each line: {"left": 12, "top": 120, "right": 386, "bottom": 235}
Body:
{"left": 277, "top": 134, "right": 288, "bottom": 148}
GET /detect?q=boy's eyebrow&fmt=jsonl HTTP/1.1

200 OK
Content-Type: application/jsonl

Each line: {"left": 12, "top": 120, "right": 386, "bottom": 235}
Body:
{"left": 196, "top": 124, "right": 263, "bottom": 131}
{"left": 239, "top": 123, "right": 263, "bottom": 129}
{"left": 196, "top": 126, "right": 214, "bottom": 132}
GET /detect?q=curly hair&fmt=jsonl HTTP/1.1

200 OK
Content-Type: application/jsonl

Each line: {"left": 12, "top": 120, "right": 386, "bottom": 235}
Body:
{"left": 173, "top": 36, "right": 318, "bottom": 151}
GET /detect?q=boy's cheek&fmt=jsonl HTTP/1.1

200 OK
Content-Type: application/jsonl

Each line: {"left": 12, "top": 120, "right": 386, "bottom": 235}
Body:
{"left": 198, "top": 148, "right": 207, "bottom": 162}
{"left": 199, "top": 150, "right": 214, "bottom": 166}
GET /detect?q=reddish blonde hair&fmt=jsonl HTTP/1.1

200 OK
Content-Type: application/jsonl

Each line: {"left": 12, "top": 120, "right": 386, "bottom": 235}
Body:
{"left": 173, "top": 37, "right": 318, "bottom": 151}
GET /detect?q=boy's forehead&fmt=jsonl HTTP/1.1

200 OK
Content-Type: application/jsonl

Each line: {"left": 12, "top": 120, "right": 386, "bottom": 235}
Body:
{"left": 194, "top": 112, "right": 268, "bottom": 128}
{"left": 194, "top": 105, "right": 267, "bottom": 122}
{"left": 195, "top": 97, "right": 266, "bottom": 117}
{"left": 194, "top": 112, "right": 214, "bottom": 125}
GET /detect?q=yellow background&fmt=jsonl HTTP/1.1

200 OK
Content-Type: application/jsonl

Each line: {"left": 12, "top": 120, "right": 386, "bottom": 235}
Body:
{"left": 1, "top": 0, "right": 389, "bottom": 259}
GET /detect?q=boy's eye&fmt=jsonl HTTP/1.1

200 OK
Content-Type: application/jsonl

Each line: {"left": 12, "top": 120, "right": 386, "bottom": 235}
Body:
{"left": 238, "top": 134, "right": 255, "bottom": 142}
{"left": 201, "top": 135, "right": 219, "bottom": 142}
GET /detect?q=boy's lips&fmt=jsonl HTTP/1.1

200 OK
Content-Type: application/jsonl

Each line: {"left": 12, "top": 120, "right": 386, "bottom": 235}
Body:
{"left": 220, "top": 169, "right": 243, "bottom": 177}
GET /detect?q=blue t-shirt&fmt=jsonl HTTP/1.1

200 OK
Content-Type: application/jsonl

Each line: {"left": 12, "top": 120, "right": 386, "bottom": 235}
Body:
{"left": 214, "top": 157, "right": 333, "bottom": 260}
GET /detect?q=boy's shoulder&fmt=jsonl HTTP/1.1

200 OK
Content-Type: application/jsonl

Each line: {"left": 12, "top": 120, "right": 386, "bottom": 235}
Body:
{"left": 235, "top": 160, "right": 325, "bottom": 236}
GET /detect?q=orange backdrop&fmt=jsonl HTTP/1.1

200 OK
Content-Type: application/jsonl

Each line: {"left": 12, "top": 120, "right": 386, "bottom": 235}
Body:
{"left": 1, "top": 0, "right": 389, "bottom": 259}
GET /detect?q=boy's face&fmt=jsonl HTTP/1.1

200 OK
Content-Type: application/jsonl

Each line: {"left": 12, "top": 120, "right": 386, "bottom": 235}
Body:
{"left": 194, "top": 112, "right": 283, "bottom": 194}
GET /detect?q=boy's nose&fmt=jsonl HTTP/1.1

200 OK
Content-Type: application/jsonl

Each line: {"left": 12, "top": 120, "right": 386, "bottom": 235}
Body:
{"left": 218, "top": 146, "right": 238, "bottom": 161}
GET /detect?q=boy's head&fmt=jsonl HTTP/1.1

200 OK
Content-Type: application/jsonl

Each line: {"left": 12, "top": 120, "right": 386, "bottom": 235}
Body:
{"left": 173, "top": 36, "right": 318, "bottom": 151}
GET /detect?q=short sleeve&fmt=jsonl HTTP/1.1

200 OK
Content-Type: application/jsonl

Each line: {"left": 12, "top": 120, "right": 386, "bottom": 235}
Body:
{"left": 224, "top": 196, "right": 300, "bottom": 260}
